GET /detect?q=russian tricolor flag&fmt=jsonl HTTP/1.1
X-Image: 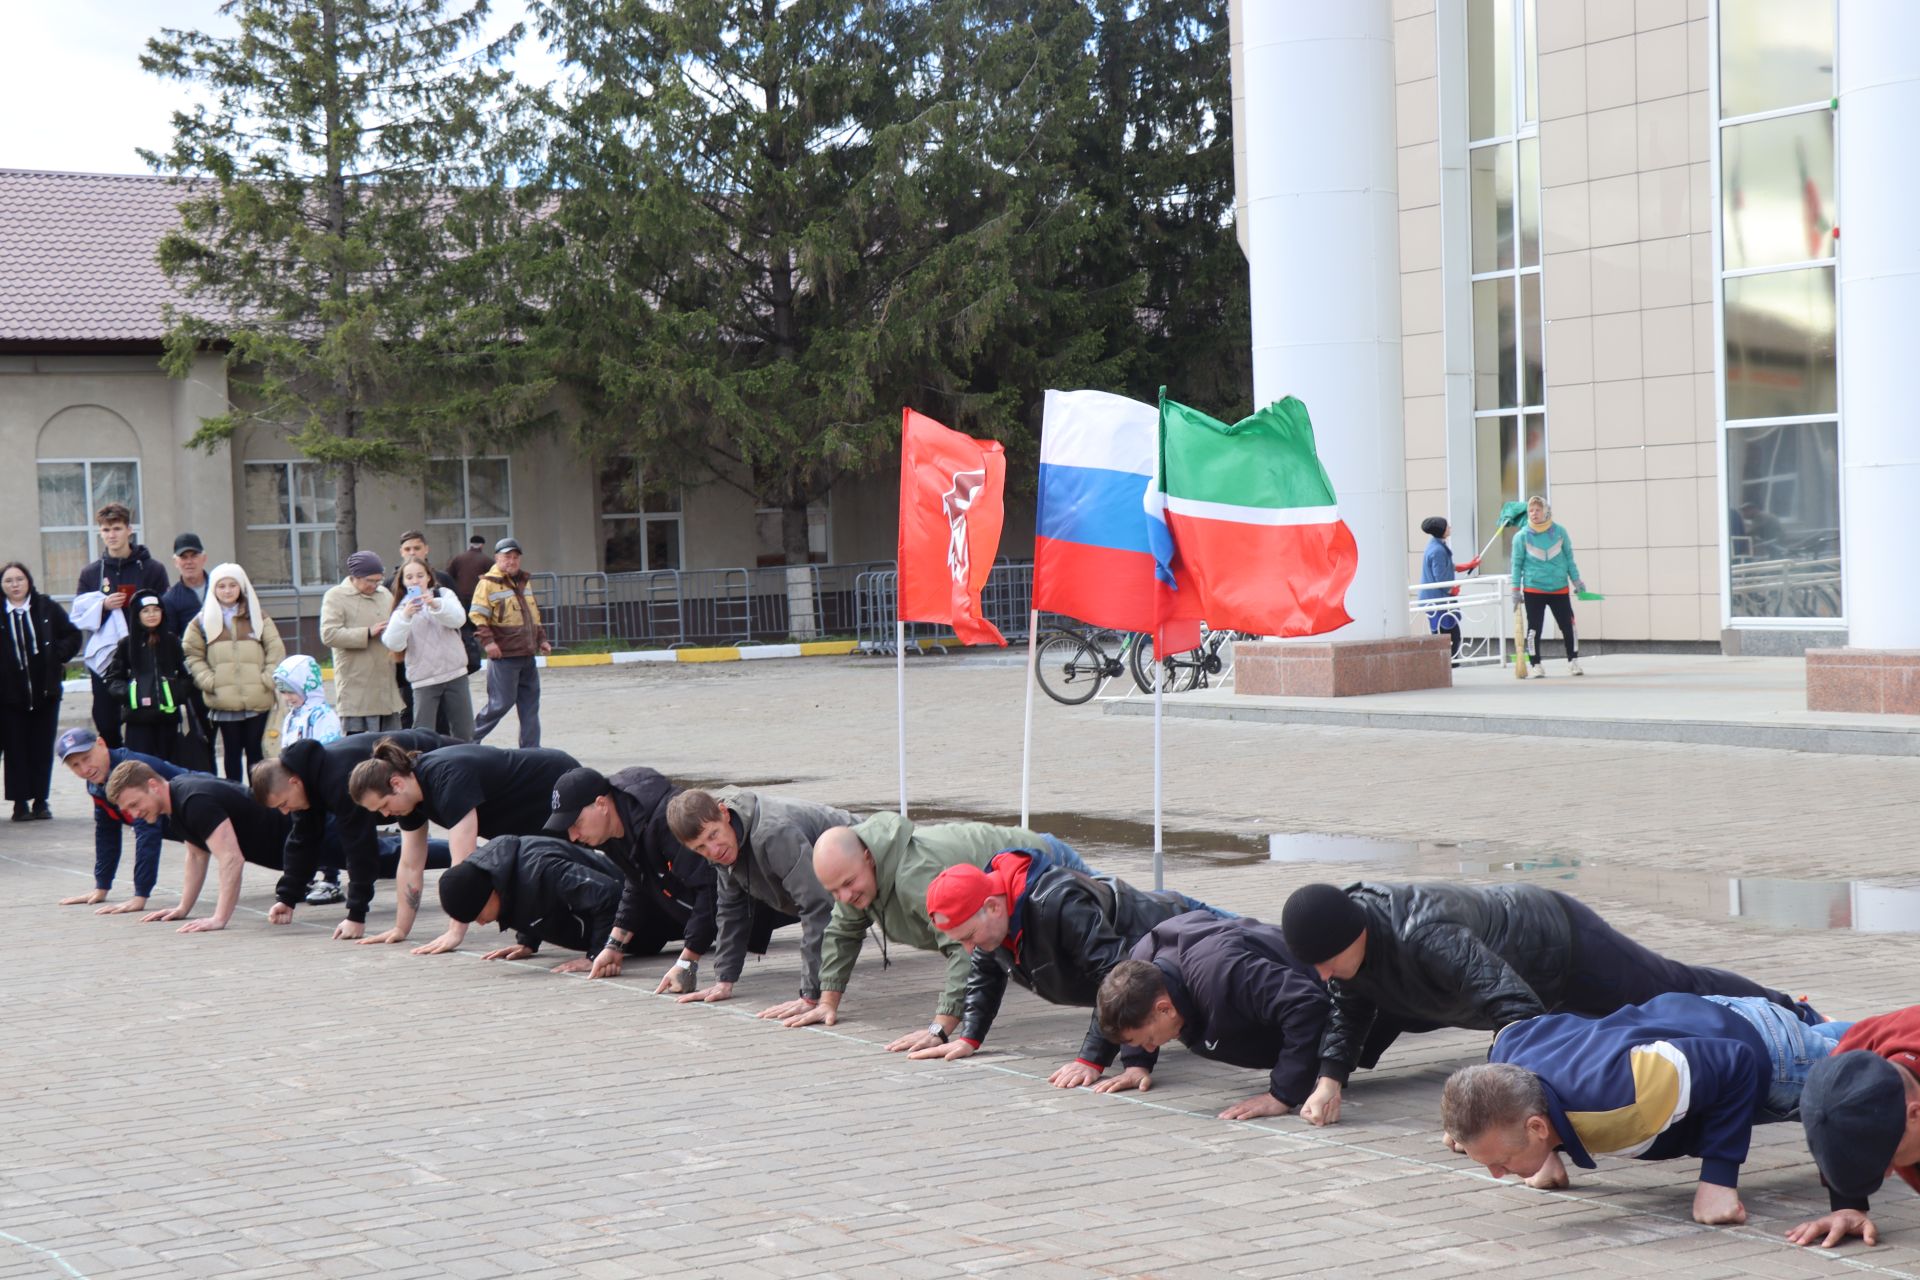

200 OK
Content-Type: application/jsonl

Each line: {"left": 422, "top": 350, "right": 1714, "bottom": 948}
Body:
{"left": 1035, "top": 390, "right": 1196, "bottom": 650}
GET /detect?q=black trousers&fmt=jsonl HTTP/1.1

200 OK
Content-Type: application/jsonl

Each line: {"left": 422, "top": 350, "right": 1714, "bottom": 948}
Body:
{"left": 212, "top": 713, "right": 268, "bottom": 782}
{"left": 1523, "top": 591, "right": 1577, "bottom": 662}
{"left": 1554, "top": 892, "right": 1801, "bottom": 1016}
{"left": 89, "top": 671, "right": 124, "bottom": 749}
{"left": 1, "top": 700, "right": 59, "bottom": 802}
{"left": 123, "top": 717, "right": 179, "bottom": 765}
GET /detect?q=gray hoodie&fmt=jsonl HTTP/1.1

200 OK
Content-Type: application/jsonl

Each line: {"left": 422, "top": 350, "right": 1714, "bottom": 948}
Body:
{"left": 706, "top": 789, "right": 855, "bottom": 999}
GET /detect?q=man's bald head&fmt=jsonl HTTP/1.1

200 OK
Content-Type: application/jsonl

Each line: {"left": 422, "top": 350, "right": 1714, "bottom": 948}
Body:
{"left": 813, "top": 826, "right": 879, "bottom": 909}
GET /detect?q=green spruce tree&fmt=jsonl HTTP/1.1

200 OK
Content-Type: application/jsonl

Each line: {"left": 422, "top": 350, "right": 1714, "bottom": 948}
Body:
{"left": 142, "top": 0, "right": 552, "bottom": 559}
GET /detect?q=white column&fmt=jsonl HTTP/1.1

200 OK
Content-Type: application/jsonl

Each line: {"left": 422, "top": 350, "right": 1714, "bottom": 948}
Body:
{"left": 1241, "top": 0, "right": 1406, "bottom": 640}
{"left": 1837, "top": 5, "right": 1920, "bottom": 649}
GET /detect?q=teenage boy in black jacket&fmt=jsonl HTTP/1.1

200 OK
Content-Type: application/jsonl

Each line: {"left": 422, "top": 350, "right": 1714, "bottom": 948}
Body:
{"left": 436, "top": 834, "right": 635, "bottom": 971}
{"left": 72, "top": 502, "right": 171, "bottom": 748}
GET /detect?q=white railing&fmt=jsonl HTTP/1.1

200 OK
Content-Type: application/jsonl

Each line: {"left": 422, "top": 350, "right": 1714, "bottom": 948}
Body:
{"left": 1407, "top": 572, "right": 1511, "bottom": 668}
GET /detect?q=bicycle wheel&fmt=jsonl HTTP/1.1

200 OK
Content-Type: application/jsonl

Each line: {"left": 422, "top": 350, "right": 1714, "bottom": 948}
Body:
{"left": 1035, "top": 632, "right": 1106, "bottom": 706}
{"left": 1128, "top": 632, "right": 1195, "bottom": 694}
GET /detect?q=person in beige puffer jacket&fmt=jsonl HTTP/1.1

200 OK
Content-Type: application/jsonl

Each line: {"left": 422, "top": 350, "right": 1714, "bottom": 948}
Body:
{"left": 183, "top": 562, "right": 285, "bottom": 781}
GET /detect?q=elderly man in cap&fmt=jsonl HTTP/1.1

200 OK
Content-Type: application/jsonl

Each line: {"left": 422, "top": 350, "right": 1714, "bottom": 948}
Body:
{"left": 911, "top": 847, "right": 1220, "bottom": 1087}
{"left": 470, "top": 537, "right": 550, "bottom": 747}
{"left": 1443, "top": 993, "right": 1851, "bottom": 1226}
{"left": 435, "top": 834, "right": 632, "bottom": 972}
{"left": 1094, "top": 914, "right": 1329, "bottom": 1119}
{"left": 796, "top": 814, "right": 1087, "bottom": 1051}
{"left": 54, "top": 726, "right": 190, "bottom": 914}
{"left": 549, "top": 765, "right": 717, "bottom": 991}
{"left": 161, "top": 532, "right": 211, "bottom": 638}
{"left": 1789, "top": 1008, "right": 1920, "bottom": 1248}
{"left": 320, "top": 550, "right": 403, "bottom": 733}
{"left": 662, "top": 786, "right": 849, "bottom": 1018}
{"left": 1279, "top": 880, "right": 1817, "bottom": 1127}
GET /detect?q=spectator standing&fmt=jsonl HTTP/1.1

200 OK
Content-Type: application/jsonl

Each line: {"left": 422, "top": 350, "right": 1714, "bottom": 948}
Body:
{"left": 1, "top": 561, "right": 83, "bottom": 819}
{"left": 1417, "top": 517, "right": 1479, "bottom": 662}
{"left": 1510, "top": 494, "right": 1587, "bottom": 678}
{"left": 270, "top": 653, "right": 346, "bottom": 905}
{"left": 182, "top": 563, "right": 284, "bottom": 781}
{"left": 105, "top": 592, "right": 192, "bottom": 763}
{"left": 161, "top": 532, "right": 211, "bottom": 638}
{"left": 385, "top": 531, "right": 457, "bottom": 731}
{"left": 383, "top": 555, "right": 474, "bottom": 741}
{"left": 445, "top": 534, "right": 492, "bottom": 607}
{"left": 469, "top": 538, "right": 550, "bottom": 747}
{"left": 70, "top": 502, "right": 171, "bottom": 748}
{"left": 319, "top": 551, "right": 403, "bottom": 733}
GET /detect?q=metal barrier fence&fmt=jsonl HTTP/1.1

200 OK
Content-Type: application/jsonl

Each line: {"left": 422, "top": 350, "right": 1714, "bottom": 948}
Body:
{"left": 853, "top": 559, "right": 1037, "bottom": 654}
{"left": 1406, "top": 572, "right": 1511, "bottom": 668}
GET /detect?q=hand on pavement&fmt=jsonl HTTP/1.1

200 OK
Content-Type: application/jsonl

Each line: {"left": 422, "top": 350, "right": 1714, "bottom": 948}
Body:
{"left": 1218, "top": 1093, "right": 1292, "bottom": 1121}
{"left": 781, "top": 1002, "right": 836, "bottom": 1028}
{"left": 267, "top": 902, "right": 295, "bottom": 925}
{"left": 98, "top": 897, "right": 148, "bottom": 915}
{"left": 886, "top": 1029, "right": 943, "bottom": 1054}
{"left": 551, "top": 958, "right": 593, "bottom": 973}
{"left": 1524, "top": 1150, "right": 1571, "bottom": 1190}
{"left": 907, "top": 1039, "right": 977, "bottom": 1062}
{"left": 1091, "top": 1066, "right": 1152, "bottom": 1094}
{"left": 410, "top": 930, "right": 463, "bottom": 955}
{"left": 482, "top": 944, "right": 536, "bottom": 961}
{"left": 654, "top": 966, "right": 697, "bottom": 995}
{"left": 357, "top": 928, "right": 407, "bottom": 946}
{"left": 1692, "top": 1181, "right": 1747, "bottom": 1226}
{"left": 177, "top": 918, "right": 226, "bottom": 933}
{"left": 1048, "top": 1061, "right": 1104, "bottom": 1089}
{"left": 1786, "top": 1209, "right": 1877, "bottom": 1248}
{"left": 141, "top": 906, "right": 188, "bottom": 923}
{"left": 59, "top": 889, "right": 108, "bottom": 906}
{"left": 588, "top": 947, "right": 624, "bottom": 980}
{"left": 332, "top": 919, "right": 364, "bottom": 941}
{"left": 675, "top": 982, "right": 735, "bottom": 1005}
{"left": 758, "top": 998, "right": 815, "bottom": 1021}
{"left": 1299, "top": 1078, "right": 1343, "bottom": 1126}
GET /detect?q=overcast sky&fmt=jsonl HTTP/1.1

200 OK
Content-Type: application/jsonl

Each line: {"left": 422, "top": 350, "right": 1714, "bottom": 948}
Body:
{"left": 0, "top": 0, "right": 562, "bottom": 175}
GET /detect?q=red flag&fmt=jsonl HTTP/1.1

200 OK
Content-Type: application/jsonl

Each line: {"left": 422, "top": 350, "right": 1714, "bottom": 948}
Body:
{"left": 898, "top": 407, "right": 1007, "bottom": 647}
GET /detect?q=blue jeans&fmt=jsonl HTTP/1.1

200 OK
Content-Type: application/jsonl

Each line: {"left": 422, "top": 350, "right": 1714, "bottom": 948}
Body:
{"left": 1042, "top": 834, "right": 1236, "bottom": 918}
{"left": 1705, "top": 995, "right": 1852, "bottom": 1120}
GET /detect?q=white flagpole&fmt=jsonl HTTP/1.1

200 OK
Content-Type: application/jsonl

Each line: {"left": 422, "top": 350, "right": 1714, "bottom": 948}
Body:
{"left": 896, "top": 616, "right": 908, "bottom": 817}
{"left": 1020, "top": 608, "right": 1039, "bottom": 828}
{"left": 1152, "top": 666, "right": 1165, "bottom": 891}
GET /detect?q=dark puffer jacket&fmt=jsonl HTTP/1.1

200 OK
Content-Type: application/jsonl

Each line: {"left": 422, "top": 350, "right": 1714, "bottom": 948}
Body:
{"left": 956, "top": 856, "right": 1199, "bottom": 1063}
{"left": 467, "top": 834, "right": 626, "bottom": 956}
{"left": 1316, "top": 881, "right": 1575, "bottom": 1083}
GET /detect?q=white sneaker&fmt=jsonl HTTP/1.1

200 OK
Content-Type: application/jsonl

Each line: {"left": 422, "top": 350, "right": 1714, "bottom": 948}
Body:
{"left": 1528, "top": 665, "right": 1546, "bottom": 679}
{"left": 1568, "top": 660, "right": 1585, "bottom": 676}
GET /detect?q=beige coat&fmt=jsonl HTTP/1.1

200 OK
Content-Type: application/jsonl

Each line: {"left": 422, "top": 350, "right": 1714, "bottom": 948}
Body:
{"left": 183, "top": 611, "right": 285, "bottom": 713}
{"left": 319, "top": 579, "right": 404, "bottom": 717}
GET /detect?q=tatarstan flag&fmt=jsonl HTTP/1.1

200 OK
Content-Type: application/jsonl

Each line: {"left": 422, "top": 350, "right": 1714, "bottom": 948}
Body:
{"left": 1148, "top": 393, "right": 1358, "bottom": 638}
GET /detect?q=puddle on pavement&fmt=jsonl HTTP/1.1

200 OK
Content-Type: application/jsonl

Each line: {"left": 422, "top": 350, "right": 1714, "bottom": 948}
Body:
{"left": 860, "top": 801, "right": 1920, "bottom": 936}
{"left": 674, "top": 776, "right": 798, "bottom": 791}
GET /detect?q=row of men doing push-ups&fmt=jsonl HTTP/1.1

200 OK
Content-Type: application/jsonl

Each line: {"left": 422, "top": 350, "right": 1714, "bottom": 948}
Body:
{"left": 51, "top": 724, "right": 1917, "bottom": 1250}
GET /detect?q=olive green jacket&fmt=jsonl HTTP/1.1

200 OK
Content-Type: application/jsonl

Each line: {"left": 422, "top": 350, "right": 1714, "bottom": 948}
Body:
{"left": 817, "top": 812, "right": 1045, "bottom": 1016}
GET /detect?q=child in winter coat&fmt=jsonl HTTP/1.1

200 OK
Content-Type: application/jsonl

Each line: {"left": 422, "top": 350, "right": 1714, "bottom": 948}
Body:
{"left": 381, "top": 557, "right": 474, "bottom": 741}
{"left": 272, "top": 653, "right": 346, "bottom": 904}
{"left": 105, "top": 593, "right": 193, "bottom": 764}
{"left": 183, "top": 562, "right": 285, "bottom": 781}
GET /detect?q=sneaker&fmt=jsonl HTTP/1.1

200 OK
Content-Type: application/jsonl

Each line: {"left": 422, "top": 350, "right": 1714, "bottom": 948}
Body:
{"left": 1528, "top": 665, "right": 1546, "bottom": 679}
{"left": 1568, "top": 660, "right": 1585, "bottom": 676}
{"left": 9, "top": 802, "right": 27, "bottom": 822}
{"left": 305, "top": 880, "right": 345, "bottom": 906}
{"left": 30, "top": 800, "right": 51, "bottom": 820}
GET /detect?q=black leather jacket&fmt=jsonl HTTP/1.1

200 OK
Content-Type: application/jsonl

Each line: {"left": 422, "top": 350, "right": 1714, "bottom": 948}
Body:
{"left": 597, "top": 767, "right": 717, "bottom": 953}
{"left": 956, "top": 864, "right": 1196, "bottom": 1062}
{"left": 1317, "top": 881, "right": 1575, "bottom": 1083}
{"left": 467, "top": 834, "right": 625, "bottom": 956}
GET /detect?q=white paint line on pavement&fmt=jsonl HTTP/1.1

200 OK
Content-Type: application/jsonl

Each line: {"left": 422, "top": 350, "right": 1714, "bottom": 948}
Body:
{"left": 7, "top": 846, "right": 1917, "bottom": 1279}
{"left": 0, "top": 1228, "right": 90, "bottom": 1279}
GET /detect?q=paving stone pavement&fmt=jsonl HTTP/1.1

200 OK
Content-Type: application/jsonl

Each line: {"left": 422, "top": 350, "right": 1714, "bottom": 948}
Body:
{"left": 6, "top": 655, "right": 1920, "bottom": 1278}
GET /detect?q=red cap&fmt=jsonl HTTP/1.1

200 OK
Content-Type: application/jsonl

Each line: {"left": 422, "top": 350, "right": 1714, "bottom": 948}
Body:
{"left": 926, "top": 863, "right": 995, "bottom": 931}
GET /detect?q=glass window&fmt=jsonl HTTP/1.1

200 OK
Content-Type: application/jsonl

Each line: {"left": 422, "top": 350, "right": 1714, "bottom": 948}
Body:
{"left": 1466, "top": 0, "right": 1514, "bottom": 141}
{"left": 755, "top": 503, "right": 830, "bottom": 567}
{"left": 1726, "top": 421, "right": 1841, "bottom": 619}
{"left": 426, "top": 457, "right": 513, "bottom": 552}
{"left": 1719, "top": 0, "right": 1835, "bottom": 119}
{"left": 1720, "top": 111, "right": 1835, "bottom": 271}
{"left": 38, "top": 459, "right": 143, "bottom": 590}
{"left": 598, "top": 458, "right": 682, "bottom": 573}
{"left": 1723, "top": 266, "right": 1837, "bottom": 421}
{"left": 243, "top": 460, "right": 338, "bottom": 587}
{"left": 1472, "top": 278, "right": 1517, "bottom": 409}
{"left": 1470, "top": 144, "right": 1515, "bottom": 273}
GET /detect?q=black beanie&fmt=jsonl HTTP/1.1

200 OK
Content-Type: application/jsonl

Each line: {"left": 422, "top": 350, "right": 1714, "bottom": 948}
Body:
{"left": 1420, "top": 516, "right": 1448, "bottom": 539}
{"left": 437, "top": 860, "right": 496, "bottom": 923}
{"left": 1281, "top": 883, "right": 1367, "bottom": 966}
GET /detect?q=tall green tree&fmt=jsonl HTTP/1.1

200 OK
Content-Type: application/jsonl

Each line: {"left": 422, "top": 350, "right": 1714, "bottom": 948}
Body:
{"left": 529, "top": 0, "right": 1103, "bottom": 563}
{"left": 142, "top": 0, "right": 552, "bottom": 559}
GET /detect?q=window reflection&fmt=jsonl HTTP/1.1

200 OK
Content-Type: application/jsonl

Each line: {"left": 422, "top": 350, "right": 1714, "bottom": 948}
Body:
{"left": 1719, "top": 0, "right": 1834, "bottom": 119}
{"left": 1724, "top": 267, "right": 1836, "bottom": 421}
{"left": 1472, "top": 277, "right": 1517, "bottom": 410}
{"left": 1726, "top": 421, "right": 1840, "bottom": 619}
{"left": 1470, "top": 144, "right": 1514, "bottom": 273}
{"left": 1721, "top": 111, "right": 1834, "bottom": 270}
{"left": 1466, "top": 0, "right": 1513, "bottom": 141}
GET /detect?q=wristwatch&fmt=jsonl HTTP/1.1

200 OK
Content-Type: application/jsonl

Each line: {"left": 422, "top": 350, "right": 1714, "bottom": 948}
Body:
{"left": 926, "top": 1020, "right": 950, "bottom": 1044}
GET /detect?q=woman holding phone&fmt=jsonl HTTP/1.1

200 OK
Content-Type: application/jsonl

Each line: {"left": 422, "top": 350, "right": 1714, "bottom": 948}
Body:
{"left": 381, "top": 556, "right": 474, "bottom": 741}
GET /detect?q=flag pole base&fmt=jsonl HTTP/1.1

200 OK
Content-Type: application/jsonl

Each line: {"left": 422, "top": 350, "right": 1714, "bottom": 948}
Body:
{"left": 1234, "top": 636, "right": 1452, "bottom": 698}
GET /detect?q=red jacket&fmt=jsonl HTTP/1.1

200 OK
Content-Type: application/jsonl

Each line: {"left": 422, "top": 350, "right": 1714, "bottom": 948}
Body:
{"left": 1834, "top": 1008, "right": 1920, "bottom": 1201}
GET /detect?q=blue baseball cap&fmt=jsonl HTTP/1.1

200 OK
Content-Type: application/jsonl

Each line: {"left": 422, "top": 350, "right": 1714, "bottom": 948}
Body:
{"left": 55, "top": 726, "right": 99, "bottom": 759}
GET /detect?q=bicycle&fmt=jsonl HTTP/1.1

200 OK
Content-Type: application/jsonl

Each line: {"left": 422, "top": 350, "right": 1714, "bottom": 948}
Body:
{"left": 1034, "top": 627, "right": 1160, "bottom": 705}
{"left": 1130, "top": 625, "right": 1251, "bottom": 693}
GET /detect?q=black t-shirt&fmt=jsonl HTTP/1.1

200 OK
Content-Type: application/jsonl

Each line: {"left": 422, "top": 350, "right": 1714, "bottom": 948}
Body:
{"left": 400, "top": 745, "right": 579, "bottom": 837}
{"left": 169, "top": 774, "right": 291, "bottom": 867}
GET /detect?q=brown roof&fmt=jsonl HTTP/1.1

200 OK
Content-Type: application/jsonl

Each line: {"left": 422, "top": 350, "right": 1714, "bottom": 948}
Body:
{"left": 0, "top": 169, "right": 190, "bottom": 344}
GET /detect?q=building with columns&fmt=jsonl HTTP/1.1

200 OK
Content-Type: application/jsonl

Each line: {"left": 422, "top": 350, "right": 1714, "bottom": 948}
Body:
{"left": 1230, "top": 0, "right": 1910, "bottom": 708}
